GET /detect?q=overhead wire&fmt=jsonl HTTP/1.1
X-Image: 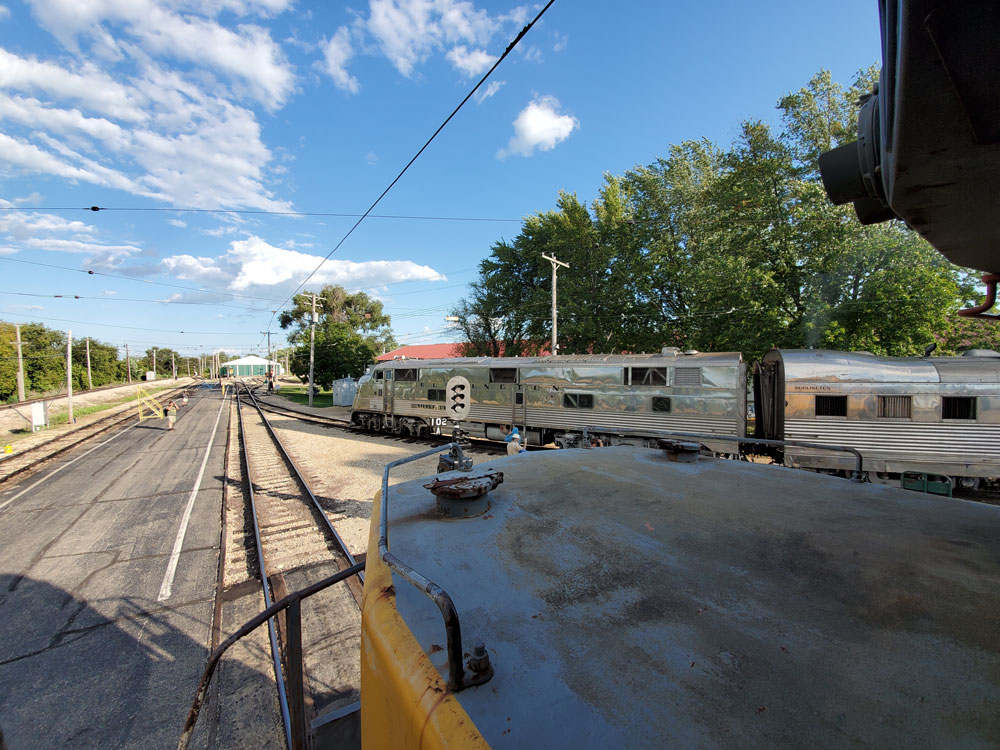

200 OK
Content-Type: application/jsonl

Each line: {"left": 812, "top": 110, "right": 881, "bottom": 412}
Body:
{"left": 0, "top": 206, "right": 522, "bottom": 223}
{"left": 261, "top": 0, "right": 557, "bottom": 348}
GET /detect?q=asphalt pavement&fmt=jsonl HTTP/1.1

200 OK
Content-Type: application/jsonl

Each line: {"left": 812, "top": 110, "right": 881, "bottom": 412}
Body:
{"left": 0, "top": 383, "right": 252, "bottom": 749}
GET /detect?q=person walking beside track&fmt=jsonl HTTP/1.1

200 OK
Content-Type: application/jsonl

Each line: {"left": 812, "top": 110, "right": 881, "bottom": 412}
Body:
{"left": 166, "top": 400, "right": 178, "bottom": 430}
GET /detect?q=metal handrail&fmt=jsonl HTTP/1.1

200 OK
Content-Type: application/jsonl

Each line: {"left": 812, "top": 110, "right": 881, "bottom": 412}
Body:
{"left": 580, "top": 426, "right": 865, "bottom": 481}
{"left": 379, "top": 444, "right": 478, "bottom": 691}
{"left": 178, "top": 561, "right": 366, "bottom": 750}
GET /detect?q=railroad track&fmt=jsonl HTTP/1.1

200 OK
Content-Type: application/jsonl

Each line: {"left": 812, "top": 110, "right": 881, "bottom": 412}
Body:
{"left": 0, "top": 384, "right": 193, "bottom": 485}
{"left": 234, "top": 384, "right": 363, "bottom": 748}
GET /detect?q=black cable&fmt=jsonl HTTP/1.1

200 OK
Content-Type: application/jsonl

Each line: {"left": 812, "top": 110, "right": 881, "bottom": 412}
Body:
{"left": 265, "top": 0, "right": 557, "bottom": 344}
{"left": 0, "top": 206, "right": 521, "bottom": 222}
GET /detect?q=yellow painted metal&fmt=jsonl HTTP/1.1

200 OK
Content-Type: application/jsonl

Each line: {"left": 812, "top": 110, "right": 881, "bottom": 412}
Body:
{"left": 136, "top": 386, "right": 164, "bottom": 421}
{"left": 360, "top": 490, "right": 491, "bottom": 750}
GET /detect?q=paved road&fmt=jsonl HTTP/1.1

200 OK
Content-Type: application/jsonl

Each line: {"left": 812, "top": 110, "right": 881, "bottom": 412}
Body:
{"left": 0, "top": 383, "right": 261, "bottom": 748}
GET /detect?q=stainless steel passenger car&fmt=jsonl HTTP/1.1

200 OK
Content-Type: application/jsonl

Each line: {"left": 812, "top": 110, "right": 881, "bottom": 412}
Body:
{"left": 352, "top": 348, "right": 746, "bottom": 452}
{"left": 754, "top": 348, "right": 1000, "bottom": 489}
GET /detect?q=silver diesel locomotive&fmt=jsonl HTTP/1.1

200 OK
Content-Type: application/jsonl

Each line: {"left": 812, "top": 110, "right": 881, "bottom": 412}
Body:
{"left": 352, "top": 348, "right": 746, "bottom": 453}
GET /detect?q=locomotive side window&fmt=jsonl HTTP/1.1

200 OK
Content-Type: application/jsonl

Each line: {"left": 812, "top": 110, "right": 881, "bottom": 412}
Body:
{"left": 515, "top": 392, "right": 524, "bottom": 405}
{"left": 942, "top": 396, "right": 976, "bottom": 420}
{"left": 877, "top": 395, "right": 911, "bottom": 419}
{"left": 375, "top": 370, "right": 384, "bottom": 381}
{"left": 652, "top": 397, "right": 671, "bottom": 412}
{"left": 490, "top": 368, "right": 518, "bottom": 384}
{"left": 674, "top": 367, "right": 702, "bottom": 386}
{"left": 563, "top": 393, "right": 594, "bottom": 409}
{"left": 631, "top": 367, "right": 667, "bottom": 386}
{"left": 427, "top": 389, "right": 445, "bottom": 402}
{"left": 815, "top": 395, "right": 847, "bottom": 417}
{"left": 395, "top": 369, "right": 418, "bottom": 382}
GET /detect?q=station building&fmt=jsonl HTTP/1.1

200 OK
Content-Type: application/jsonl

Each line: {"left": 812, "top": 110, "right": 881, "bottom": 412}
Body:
{"left": 219, "top": 355, "right": 283, "bottom": 378}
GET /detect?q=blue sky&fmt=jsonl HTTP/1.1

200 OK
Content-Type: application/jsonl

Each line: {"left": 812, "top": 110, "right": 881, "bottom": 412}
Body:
{"left": 0, "top": 0, "right": 881, "bottom": 362}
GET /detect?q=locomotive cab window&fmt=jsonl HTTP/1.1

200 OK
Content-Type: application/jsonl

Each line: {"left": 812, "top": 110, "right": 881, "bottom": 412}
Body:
{"left": 942, "top": 396, "right": 976, "bottom": 420}
{"left": 515, "top": 392, "right": 524, "bottom": 405}
{"left": 374, "top": 370, "right": 384, "bottom": 381}
{"left": 489, "top": 368, "right": 518, "bottom": 384}
{"left": 631, "top": 367, "right": 667, "bottom": 386}
{"left": 815, "top": 395, "right": 847, "bottom": 417}
{"left": 427, "top": 388, "right": 446, "bottom": 402}
{"left": 395, "top": 369, "right": 418, "bottom": 382}
{"left": 563, "top": 393, "right": 594, "bottom": 409}
{"left": 878, "top": 395, "right": 911, "bottom": 419}
{"left": 652, "top": 396, "right": 671, "bottom": 412}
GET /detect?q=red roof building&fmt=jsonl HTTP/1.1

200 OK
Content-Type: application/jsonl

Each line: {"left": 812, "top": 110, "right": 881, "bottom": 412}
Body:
{"left": 376, "top": 343, "right": 466, "bottom": 361}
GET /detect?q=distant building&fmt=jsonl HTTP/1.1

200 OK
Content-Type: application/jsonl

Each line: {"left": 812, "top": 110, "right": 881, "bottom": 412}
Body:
{"left": 219, "top": 355, "right": 284, "bottom": 377}
{"left": 376, "top": 344, "right": 465, "bottom": 361}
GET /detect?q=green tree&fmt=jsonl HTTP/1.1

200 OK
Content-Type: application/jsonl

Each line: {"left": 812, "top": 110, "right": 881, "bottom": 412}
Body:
{"left": 279, "top": 285, "right": 394, "bottom": 380}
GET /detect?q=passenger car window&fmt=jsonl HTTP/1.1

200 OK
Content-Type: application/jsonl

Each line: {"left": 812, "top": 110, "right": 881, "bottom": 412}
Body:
{"left": 631, "top": 367, "right": 667, "bottom": 386}
{"left": 942, "top": 396, "right": 976, "bottom": 420}
{"left": 489, "top": 368, "right": 518, "bottom": 384}
{"left": 563, "top": 393, "right": 594, "bottom": 409}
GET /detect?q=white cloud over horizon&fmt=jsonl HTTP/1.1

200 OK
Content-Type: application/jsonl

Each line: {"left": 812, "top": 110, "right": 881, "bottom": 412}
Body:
{"left": 497, "top": 95, "right": 578, "bottom": 158}
{"left": 161, "top": 235, "right": 447, "bottom": 294}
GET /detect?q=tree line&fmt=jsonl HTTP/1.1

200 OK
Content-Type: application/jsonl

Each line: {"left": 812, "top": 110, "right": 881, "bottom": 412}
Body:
{"left": 450, "top": 69, "right": 1000, "bottom": 362}
{"left": 0, "top": 321, "right": 202, "bottom": 402}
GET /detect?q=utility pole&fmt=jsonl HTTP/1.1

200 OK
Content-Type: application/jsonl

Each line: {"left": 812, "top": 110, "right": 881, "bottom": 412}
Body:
{"left": 172, "top": 352, "right": 176, "bottom": 380}
{"left": 126, "top": 343, "right": 132, "bottom": 383}
{"left": 260, "top": 329, "right": 272, "bottom": 382}
{"left": 85, "top": 338, "right": 92, "bottom": 390}
{"left": 542, "top": 253, "right": 570, "bottom": 355}
{"left": 152, "top": 347, "right": 157, "bottom": 378}
{"left": 308, "top": 293, "right": 317, "bottom": 407}
{"left": 66, "top": 330, "right": 74, "bottom": 424}
{"left": 15, "top": 324, "right": 25, "bottom": 402}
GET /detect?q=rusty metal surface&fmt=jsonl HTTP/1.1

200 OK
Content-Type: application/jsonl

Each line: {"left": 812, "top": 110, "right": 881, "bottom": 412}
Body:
{"left": 424, "top": 472, "right": 503, "bottom": 499}
{"left": 382, "top": 446, "right": 1000, "bottom": 748}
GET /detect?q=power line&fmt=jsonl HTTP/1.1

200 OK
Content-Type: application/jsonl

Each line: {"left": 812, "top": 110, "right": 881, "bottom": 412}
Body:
{"left": 0, "top": 290, "right": 266, "bottom": 311}
{"left": 265, "top": 0, "right": 556, "bottom": 342}
{"left": 0, "top": 206, "right": 522, "bottom": 223}
{"left": 0, "top": 310, "right": 261, "bottom": 334}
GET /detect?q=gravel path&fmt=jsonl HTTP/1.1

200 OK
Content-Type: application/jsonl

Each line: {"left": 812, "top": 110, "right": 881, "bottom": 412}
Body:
{"left": 265, "top": 414, "right": 498, "bottom": 557}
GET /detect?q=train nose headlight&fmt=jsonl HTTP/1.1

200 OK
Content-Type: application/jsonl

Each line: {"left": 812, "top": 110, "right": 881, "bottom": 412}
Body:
{"left": 818, "top": 92, "right": 897, "bottom": 225}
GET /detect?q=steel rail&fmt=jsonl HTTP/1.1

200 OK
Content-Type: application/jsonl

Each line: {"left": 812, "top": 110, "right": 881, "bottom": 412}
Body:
{"left": 241, "top": 385, "right": 362, "bottom": 578}
{"left": 0, "top": 384, "right": 194, "bottom": 483}
{"left": 235, "top": 387, "right": 295, "bottom": 750}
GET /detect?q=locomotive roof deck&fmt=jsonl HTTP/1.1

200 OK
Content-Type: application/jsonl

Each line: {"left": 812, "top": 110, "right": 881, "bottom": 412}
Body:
{"left": 373, "top": 350, "right": 743, "bottom": 369}
{"left": 365, "top": 447, "right": 1000, "bottom": 747}
{"left": 765, "top": 348, "right": 1000, "bottom": 383}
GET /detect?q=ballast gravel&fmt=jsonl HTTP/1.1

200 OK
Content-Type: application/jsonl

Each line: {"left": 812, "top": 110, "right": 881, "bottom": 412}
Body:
{"left": 265, "top": 413, "right": 498, "bottom": 558}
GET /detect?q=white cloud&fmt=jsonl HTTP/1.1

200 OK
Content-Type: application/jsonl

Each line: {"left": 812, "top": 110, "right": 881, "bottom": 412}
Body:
{"left": 317, "top": 0, "right": 526, "bottom": 88}
{"left": 365, "top": 151, "right": 377, "bottom": 166}
{"left": 0, "top": 49, "right": 292, "bottom": 211}
{"left": 474, "top": 79, "right": 503, "bottom": 104}
{"left": 8, "top": 304, "right": 45, "bottom": 311}
{"left": 103, "top": 290, "right": 116, "bottom": 295}
{"left": 446, "top": 45, "right": 495, "bottom": 77}
{"left": 168, "top": 219, "right": 187, "bottom": 228}
{"left": 26, "top": 0, "right": 295, "bottom": 109}
{"left": 0, "top": 209, "right": 96, "bottom": 240}
{"left": 521, "top": 45, "right": 542, "bottom": 63}
{"left": 320, "top": 26, "right": 360, "bottom": 94}
{"left": 553, "top": 32, "right": 567, "bottom": 52}
{"left": 497, "top": 95, "right": 578, "bottom": 158}
{"left": 0, "top": 5, "right": 10, "bottom": 20}
{"left": 162, "top": 236, "right": 446, "bottom": 293}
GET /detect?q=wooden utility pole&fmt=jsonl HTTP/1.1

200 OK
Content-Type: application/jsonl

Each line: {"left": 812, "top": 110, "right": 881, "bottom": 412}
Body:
{"left": 172, "top": 352, "right": 176, "bottom": 380}
{"left": 126, "top": 343, "right": 132, "bottom": 383}
{"left": 15, "top": 324, "right": 25, "bottom": 402}
{"left": 66, "top": 330, "right": 74, "bottom": 424}
{"left": 308, "top": 293, "right": 317, "bottom": 407}
{"left": 542, "top": 253, "right": 570, "bottom": 355}
{"left": 85, "top": 338, "right": 92, "bottom": 390}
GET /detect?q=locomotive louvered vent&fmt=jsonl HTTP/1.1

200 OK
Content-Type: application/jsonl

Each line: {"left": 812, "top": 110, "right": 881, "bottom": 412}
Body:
{"left": 674, "top": 367, "right": 701, "bottom": 386}
{"left": 878, "top": 395, "right": 912, "bottom": 419}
